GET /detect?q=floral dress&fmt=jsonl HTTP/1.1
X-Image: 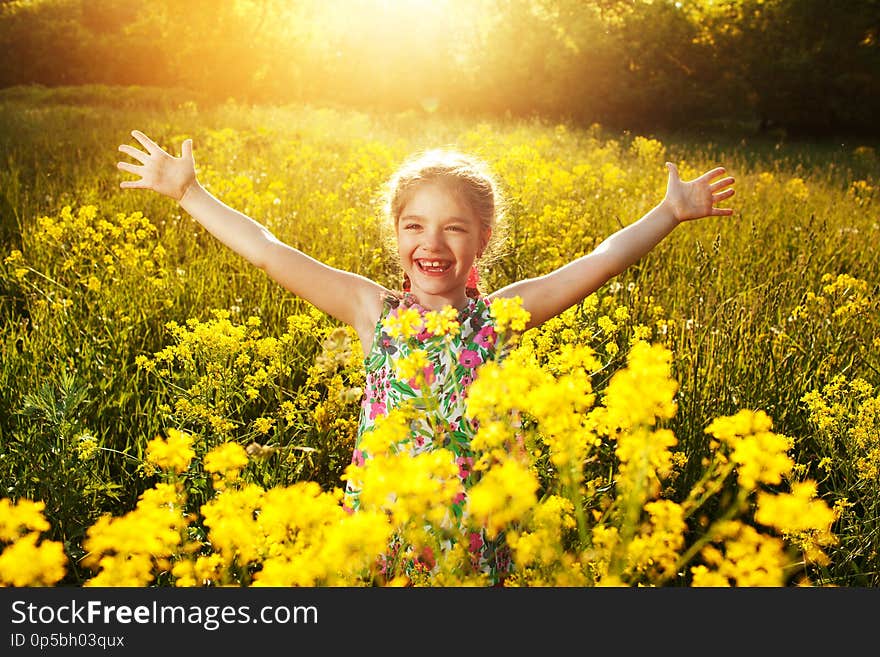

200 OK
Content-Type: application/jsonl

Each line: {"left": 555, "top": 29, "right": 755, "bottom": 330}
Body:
{"left": 343, "top": 291, "right": 513, "bottom": 584}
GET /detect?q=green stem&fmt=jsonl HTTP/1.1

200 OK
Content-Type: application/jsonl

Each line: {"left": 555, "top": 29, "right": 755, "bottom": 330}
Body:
{"left": 673, "top": 487, "right": 751, "bottom": 577}
{"left": 97, "top": 446, "right": 142, "bottom": 462}
{"left": 680, "top": 461, "right": 736, "bottom": 522}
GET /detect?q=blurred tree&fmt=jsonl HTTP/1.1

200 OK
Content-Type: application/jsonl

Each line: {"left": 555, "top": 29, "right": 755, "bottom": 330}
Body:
{"left": 698, "top": 0, "right": 880, "bottom": 135}
{"left": 0, "top": 0, "right": 877, "bottom": 136}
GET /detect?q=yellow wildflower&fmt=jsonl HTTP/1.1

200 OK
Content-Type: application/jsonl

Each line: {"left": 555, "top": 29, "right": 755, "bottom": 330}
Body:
{"left": 382, "top": 307, "right": 423, "bottom": 339}
{"left": 0, "top": 498, "right": 51, "bottom": 541}
{"left": 253, "top": 417, "right": 275, "bottom": 435}
{"left": 204, "top": 442, "right": 250, "bottom": 480}
{"left": 489, "top": 295, "right": 530, "bottom": 333}
{"left": 466, "top": 460, "right": 539, "bottom": 539}
{"left": 424, "top": 305, "right": 460, "bottom": 337}
{"left": 395, "top": 349, "right": 430, "bottom": 381}
{"left": 145, "top": 428, "right": 195, "bottom": 474}
{"left": 0, "top": 533, "right": 67, "bottom": 586}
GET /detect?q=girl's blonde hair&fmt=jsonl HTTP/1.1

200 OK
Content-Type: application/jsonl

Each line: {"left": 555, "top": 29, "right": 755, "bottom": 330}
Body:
{"left": 378, "top": 148, "right": 508, "bottom": 294}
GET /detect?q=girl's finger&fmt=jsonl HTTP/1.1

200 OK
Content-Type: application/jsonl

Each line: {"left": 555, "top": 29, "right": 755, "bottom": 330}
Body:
{"left": 697, "top": 167, "right": 726, "bottom": 183}
{"left": 713, "top": 188, "right": 735, "bottom": 202}
{"left": 131, "top": 130, "right": 161, "bottom": 155}
{"left": 709, "top": 176, "right": 735, "bottom": 192}
{"left": 118, "top": 144, "right": 150, "bottom": 164}
{"left": 117, "top": 161, "right": 142, "bottom": 175}
{"left": 711, "top": 207, "right": 734, "bottom": 216}
{"left": 181, "top": 138, "right": 193, "bottom": 160}
{"left": 120, "top": 179, "right": 145, "bottom": 189}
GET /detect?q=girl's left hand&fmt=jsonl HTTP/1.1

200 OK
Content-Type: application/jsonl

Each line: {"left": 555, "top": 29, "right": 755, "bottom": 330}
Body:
{"left": 664, "top": 162, "right": 735, "bottom": 223}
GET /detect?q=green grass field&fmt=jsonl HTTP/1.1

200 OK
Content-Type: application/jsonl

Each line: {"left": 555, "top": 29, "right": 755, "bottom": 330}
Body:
{"left": 1, "top": 85, "right": 878, "bottom": 586}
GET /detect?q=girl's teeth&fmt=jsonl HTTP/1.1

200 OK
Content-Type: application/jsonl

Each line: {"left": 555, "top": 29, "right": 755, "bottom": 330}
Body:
{"left": 419, "top": 260, "right": 449, "bottom": 272}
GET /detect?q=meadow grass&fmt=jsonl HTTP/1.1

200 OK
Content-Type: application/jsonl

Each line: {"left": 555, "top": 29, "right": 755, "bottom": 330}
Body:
{"left": 0, "top": 85, "right": 877, "bottom": 586}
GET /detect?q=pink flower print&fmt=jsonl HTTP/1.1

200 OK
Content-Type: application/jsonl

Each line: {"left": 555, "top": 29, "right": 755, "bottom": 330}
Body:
{"left": 417, "top": 546, "right": 436, "bottom": 571}
{"left": 460, "top": 375, "right": 473, "bottom": 389}
{"left": 351, "top": 449, "right": 365, "bottom": 467}
{"left": 475, "top": 325, "right": 496, "bottom": 349}
{"left": 459, "top": 349, "right": 482, "bottom": 369}
{"left": 456, "top": 456, "right": 474, "bottom": 480}
{"left": 416, "top": 328, "right": 432, "bottom": 342}
{"left": 408, "top": 363, "right": 436, "bottom": 389}
{"left": 369, "top": 401, "right": 387, "bottom": 420}
{"left": 453, "top": 491, "right": 466, "bottom": 505}
{"left": 469, "top": 531, "right": 484, "bottom": 554}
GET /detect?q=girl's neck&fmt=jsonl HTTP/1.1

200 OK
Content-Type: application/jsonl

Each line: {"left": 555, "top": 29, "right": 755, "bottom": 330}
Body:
{"left": 404, "top": 289, "right": 471, "bottom": 313}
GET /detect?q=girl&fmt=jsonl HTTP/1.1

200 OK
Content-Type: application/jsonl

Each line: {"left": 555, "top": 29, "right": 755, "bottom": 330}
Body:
{"left": 117, "top": 130, "right": 735, "bottom": 582}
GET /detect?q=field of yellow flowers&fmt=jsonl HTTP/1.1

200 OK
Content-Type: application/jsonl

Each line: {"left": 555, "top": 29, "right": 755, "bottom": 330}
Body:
{"left": 0, "top": 86, "right": 877, "bottom": 587}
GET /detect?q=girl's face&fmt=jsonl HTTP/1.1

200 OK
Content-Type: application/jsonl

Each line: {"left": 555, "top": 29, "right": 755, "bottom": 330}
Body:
{"left": 396, "top": 179, "right": 490, "bottom": 310}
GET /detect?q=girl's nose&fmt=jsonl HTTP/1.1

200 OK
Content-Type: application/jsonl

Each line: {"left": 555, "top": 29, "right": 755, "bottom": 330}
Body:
{"left": 420, "top": 227, "right": 445, "bottom": 251}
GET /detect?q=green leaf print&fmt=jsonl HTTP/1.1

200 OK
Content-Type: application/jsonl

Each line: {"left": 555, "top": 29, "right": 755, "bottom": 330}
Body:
{"left": 391, "top": 379, "right": 416, "bottom": 397}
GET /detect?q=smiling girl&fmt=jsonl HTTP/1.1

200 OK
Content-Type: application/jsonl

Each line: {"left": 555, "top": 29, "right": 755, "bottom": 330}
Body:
{"left": 117, "top": 131, "right": 735, "bottom": 583}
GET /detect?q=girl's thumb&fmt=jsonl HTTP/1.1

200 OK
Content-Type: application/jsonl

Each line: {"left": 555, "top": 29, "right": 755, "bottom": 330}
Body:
{"left": 182, "top": 138, "right": 193, "bottom": 160}
{"left": 665, "top": 161, "right": 679, "bottom": 179}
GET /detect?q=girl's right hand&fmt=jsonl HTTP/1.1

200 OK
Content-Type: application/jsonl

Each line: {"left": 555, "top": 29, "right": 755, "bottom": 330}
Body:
{"left": 117, "top": 130, "right": 196, "bottom": 202}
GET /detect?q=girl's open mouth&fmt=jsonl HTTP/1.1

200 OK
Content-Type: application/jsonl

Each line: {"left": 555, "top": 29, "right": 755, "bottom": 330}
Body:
{"left": 416, "top": 259, "right": 452, "bottom": 275}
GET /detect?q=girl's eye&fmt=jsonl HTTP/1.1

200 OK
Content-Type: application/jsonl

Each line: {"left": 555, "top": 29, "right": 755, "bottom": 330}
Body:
{"left": 447, "top": 225, "right": 465, "bottom": 232}
{"left": 403, "top": 223, "right": 420, "bottom": 230}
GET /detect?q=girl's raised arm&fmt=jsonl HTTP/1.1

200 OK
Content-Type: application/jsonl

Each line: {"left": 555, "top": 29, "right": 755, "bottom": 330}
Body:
{"left": 117, "top": 130, "right": 386, "bottom": 341}
{"left": 491, "top": 162, "right": 735, "bottom": 329}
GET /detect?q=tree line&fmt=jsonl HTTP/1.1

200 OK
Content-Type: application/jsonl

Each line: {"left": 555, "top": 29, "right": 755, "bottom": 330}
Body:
{"left": 1, "top": 0, "right": 878, "bottom": 136}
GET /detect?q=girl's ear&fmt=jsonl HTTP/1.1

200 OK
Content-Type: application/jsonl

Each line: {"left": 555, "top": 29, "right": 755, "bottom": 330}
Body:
{"left": 479, "top": 227, "right": 492, "bottom": 257}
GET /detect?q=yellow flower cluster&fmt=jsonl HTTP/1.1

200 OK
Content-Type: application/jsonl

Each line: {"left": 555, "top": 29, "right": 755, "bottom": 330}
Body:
{"left": 791, "top": 272, "right": 872, "bottom": 322}
{"left": 382, "top": 307, "right": 423, "bottom": 339}
{"left": 145, "top": 429, "right": 195, "bottom": 474}
{"left": 802, "top": 375, "right": 880, "bottom": 482}
{"left": 506, "top": 496, "right": 582, "bottom": 586}
{"left": 755, "top": 481, "right": 837, "bottom": 566}
{"left": 467, "top": 460, "right": 539, "bottom": 539}
{"left": 630, "top": 136, "right": 666, "bottom": 166}
{"left": 489, "top": 295, "right": 531, "bottom": 333}
{"left": 81, "top": 483, "right": 189, "bottom": 586}
{"left": 34, "top": 205, "right": 169, "bottom": 294}
{"left": 705, "top": 410, "right": 792, "bottom": 490}
{"left": 139, "top": 309, "right": 318, "bottom": 442}
{"left": 691, "top": 521, "right": 789, "bottom": 587}
{"left": 301, "top": 323, "right": 364, "bottom": 446}
{"left": 784, "top": 177, "right": 810, "bottom": 202}
{"left": 395, "top": 349, "right": 429, "bottom": 381}
{"left": 424, "top": 306, "right": 460, "bottom": 338}
{"left": 0, "top": 498, "right": 67, "bottom": 586}
{"left": 848, "top": 179, "right": 875, "bottom": 206}
{"left": 75, "top": 431, "right": 100, "bottom": 461}
{"left": 204, "top": 442, "right": 250, "bottom": 488}
{"left": 4, "top": 326, "right": 840, "bottom": 587}
{"left": 596, "top": 341, "right": 678, "bottom": 431}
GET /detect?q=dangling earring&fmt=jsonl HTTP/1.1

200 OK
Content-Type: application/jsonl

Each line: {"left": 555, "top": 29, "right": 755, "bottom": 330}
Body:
{"left": 465, "top": 265, "right": 480, "bottom": 299}
{"left": 402, "top": 272, "right": 411, "bottom": 293}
